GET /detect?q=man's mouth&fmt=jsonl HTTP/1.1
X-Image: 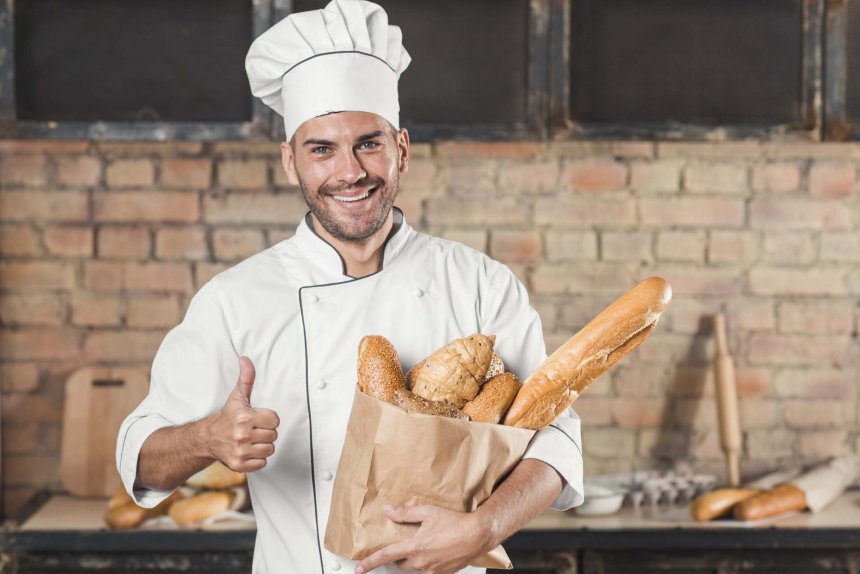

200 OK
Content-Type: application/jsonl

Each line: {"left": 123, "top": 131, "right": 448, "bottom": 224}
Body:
{"left": 331, "top": 186, "right": 377, "bottom": 203}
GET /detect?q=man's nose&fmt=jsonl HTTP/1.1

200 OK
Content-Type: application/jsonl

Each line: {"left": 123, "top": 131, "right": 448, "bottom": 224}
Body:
{"left": 334, "top": 149, "right": 367, "bottom": 184}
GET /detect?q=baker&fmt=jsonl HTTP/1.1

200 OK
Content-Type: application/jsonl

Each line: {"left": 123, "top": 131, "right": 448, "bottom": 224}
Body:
{"left": 116, "top": 1, "right": 584, "bottom": 572}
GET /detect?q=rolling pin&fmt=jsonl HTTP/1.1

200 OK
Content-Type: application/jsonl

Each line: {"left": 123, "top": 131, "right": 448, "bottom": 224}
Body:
{"left": 713, "top": 314, "right": 741, "bottom": 487}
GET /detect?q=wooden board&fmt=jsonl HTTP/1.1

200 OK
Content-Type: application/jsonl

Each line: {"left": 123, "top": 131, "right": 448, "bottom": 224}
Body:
{"left": 60, "top": 366, "right": 149, "bottom": 497}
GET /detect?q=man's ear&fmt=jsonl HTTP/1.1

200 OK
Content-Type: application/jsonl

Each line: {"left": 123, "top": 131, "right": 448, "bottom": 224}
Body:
{"left": 397, "top": 128, "right": 410, "bottom": 174}
{"left": 280, "top": 141, "right": 300, "bottom": 186}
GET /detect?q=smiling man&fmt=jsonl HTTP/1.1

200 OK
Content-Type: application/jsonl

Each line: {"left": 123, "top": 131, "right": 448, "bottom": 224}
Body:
{"left": 116, "top": 1, "right": 583, "bottom": 573}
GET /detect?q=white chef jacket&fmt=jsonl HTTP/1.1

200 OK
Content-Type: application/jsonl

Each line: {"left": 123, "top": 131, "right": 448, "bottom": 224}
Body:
{"left": 116, "top": 206, "right": 584, "bottom": 574}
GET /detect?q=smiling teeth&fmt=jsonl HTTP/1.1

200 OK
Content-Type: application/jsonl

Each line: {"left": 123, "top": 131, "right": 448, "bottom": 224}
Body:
{"left": 333, "top": 191, "right": 370, "bottom": 202}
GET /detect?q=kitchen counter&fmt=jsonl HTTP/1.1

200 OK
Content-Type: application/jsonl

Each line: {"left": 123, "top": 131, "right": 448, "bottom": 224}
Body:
{"left": 3, "top": 490, "right": 860, "bottom": 573}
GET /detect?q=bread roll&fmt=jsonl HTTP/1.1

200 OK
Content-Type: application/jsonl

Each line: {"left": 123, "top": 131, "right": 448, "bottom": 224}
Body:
{"left": 463, "top": 372, "right": 521, "bottom": 424}
{"left": 690, "top": 488, "right": 760, "bottom": 522}
{"left": 168, "top": 491, "right": 235, "bottom": 527}
{"left": 408, "top": 333, "right": 496, "bottom": 408}
{"left": 357, "top": 335, "right": 406, "bottom": 402}
{"left": 104, "top": 490, "right": 183, "bottom": 530}
{"left": 186, "top": 461, "right": 246, "bottom": 489}
{"left": 392, "top": 388, "right": 469, "bottom": 420}
{"left": 503, "top": 277, "right": 671, "bottom": 429}
{"left": 733, "top": 483, "right": 807, "bottom": 521}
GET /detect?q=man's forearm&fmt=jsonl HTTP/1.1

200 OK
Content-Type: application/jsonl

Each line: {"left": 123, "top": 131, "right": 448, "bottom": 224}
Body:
{"left": 475, "top": 458, "right": 563, "bottom": 547}
{"left": 135, "top": 415, "right": 217, "bottom": 491}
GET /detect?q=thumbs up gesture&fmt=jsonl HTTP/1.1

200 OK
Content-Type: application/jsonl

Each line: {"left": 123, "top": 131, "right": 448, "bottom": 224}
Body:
{"left": 209, "top": 356, "right": 280, "bottom": 473}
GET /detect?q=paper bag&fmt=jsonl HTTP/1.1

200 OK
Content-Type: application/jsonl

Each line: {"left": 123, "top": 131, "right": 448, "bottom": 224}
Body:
{"left": 324, "top": 387, "right": 536, "bottom": 570}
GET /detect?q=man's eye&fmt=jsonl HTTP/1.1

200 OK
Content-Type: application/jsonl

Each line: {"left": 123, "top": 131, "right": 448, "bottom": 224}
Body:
{"left": 359, "top": 141, "right": 379, "bottom": 150}
{"left": 311, "top": 146, "right": 331, "bottom": 154}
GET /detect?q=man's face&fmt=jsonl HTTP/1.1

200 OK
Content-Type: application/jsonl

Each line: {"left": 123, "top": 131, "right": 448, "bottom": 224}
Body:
{"left": 281, "top": 111, "right": 409, "bottom": 243}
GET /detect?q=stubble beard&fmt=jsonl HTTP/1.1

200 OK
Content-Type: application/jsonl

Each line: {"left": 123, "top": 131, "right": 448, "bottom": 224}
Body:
{"left": 298, "top": 172, "right": 399, "bottom": 243}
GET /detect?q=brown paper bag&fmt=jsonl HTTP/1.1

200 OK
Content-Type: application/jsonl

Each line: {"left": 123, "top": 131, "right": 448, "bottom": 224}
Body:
{"left": 324, "top": 387, "right": 536, "bottom": 570}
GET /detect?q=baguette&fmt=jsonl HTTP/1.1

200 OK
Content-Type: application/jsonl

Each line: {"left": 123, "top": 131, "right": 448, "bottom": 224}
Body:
{"left": 733, "top": 483, "right": 807, "bottom": 521}
{"left": 503, "top": 277, "right": 671, "bottom": 430}
{"left": 690, "top": 488, "right": 760, "bottom": 522}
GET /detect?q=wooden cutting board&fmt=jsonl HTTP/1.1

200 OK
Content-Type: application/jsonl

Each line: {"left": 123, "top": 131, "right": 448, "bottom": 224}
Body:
{"left": 60, "top": 366, "right": 149, "bottom": 497}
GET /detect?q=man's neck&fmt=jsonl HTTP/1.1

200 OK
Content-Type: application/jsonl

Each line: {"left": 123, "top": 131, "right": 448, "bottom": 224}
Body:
{"left": 310, "top": 211, "right": 395, "bottom": 278}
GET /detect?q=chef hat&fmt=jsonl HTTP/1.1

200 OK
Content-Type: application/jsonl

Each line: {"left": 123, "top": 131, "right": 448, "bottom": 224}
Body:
{"left": 245, "top": 0, "right": 411, "bottom": 142}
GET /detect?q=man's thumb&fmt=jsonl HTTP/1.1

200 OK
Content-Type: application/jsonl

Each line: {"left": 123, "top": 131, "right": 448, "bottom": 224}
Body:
{"left": 234, "top": 356, "right": 256, "bottom": 401}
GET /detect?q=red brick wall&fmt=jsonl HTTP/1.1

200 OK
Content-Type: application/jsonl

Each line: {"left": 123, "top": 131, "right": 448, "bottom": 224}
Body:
{"left": 1, "top": 139, "right": 858, "bottom": 515}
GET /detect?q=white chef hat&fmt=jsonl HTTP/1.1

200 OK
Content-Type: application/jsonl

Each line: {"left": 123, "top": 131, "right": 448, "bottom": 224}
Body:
{"left": 245, "top": 0, "right": 411, "bottom": 142}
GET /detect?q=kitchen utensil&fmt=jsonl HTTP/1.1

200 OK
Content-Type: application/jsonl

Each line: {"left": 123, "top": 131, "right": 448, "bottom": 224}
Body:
{"left": 713, "top": 314, "right": 741, "bottom": 486}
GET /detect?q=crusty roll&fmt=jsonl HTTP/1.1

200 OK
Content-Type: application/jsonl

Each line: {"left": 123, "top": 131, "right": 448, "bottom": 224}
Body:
{"left": 733, "top": 483, "right": 807, "bottom": 521}
{"left": 168, "top": 491, "right": 235, "bottom": 527}
{"left": 186, "top": 461, "right": 246, "bottom": 490}
{"left": 357, "top": 335, "right": 406, "bottom": 402}
{"left": 690, "top": 488, "right": 760, "bottom": 522}
{"left": 392, "top": 388, "right": 469, "bottom": 420}
{"left": 104, "top": 489, "right": 183, "bottom": 530}
{"left": 408, "top": 333, "right": 496, "bottom": 408}
{"left": 463, "top": 372, "right": 521, "bottom": 424}
{"left": 503, "top": 277, "right": 671, "bottom": 430}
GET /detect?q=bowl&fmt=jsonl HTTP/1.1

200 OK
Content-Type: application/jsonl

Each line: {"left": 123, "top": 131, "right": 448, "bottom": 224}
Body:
{"left": 573, "top": 484, "right": 626, "bottom": 516}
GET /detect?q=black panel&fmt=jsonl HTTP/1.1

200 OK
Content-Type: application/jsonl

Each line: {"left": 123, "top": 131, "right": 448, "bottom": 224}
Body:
{"left": 848, "top": 0, "right": 860, "bottom": 119}
{"left": 293, "top": 0, "right": 530, "bottom": 126}
{"left": 15, "top": 0, "right": 254, "bottom": 122}
{"left": 569, "top": 0, "right": 804, "bottom": 125}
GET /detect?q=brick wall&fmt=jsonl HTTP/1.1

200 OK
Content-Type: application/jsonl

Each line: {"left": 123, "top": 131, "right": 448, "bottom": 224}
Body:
{"left": 1, "top": 139, "right": 858, "bottom": 515}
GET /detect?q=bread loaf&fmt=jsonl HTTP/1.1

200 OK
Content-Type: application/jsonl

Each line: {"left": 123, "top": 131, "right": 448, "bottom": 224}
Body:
{"left": 503, "top": 277, "right": 671, "bottom": 430}
{"left": 186, "top": 460, "right": 246, "bottom": 490}
{"left": 357, "top": 335, "right": 406, "bottom": 402}
{"left": 408, "top": 333, "right": 496, "bottom": 408}
{"left": 689, "top": 488, "right": 760, "bottom": 522}
{"left": 733, "top": 483, "right": 807, "bottom": 521}
{"left": 462, "top": 372, "right": 521, "bottom": 424}
{"left": 104, "top": 488, "right": 183, "bottom": 529}
{"left": 168, "top": 491, "right": 235, "bottom": 527}
{"left": 392, "top": 388, "right": 469, "bottom": 420}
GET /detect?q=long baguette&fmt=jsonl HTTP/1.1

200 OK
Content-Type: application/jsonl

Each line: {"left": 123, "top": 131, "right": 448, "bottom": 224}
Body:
{"left": 733, "top": 483, "right": 807, "bottom": 521}
{"left": 503, "top": 277, "right": 672, "bottom": 430}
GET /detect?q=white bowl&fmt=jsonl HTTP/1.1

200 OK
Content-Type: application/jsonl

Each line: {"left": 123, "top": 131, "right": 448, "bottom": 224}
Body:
{"left": 573, "top": 484, "right": 626, "bottom": 516}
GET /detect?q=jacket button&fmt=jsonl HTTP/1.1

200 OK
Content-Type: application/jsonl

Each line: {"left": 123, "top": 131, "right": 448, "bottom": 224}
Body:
{"left": 414, "top": 288, "right": 424, "bottom": 298}
{"left": 316, "top": 380, "right": 327, "bottom": 390}
{"left": 329, "top": 561, "right": 341, "bottom": 571}
{"left": 310, "top": 294, "right": 319, "bottom": 303}
{"left": 322, "top": 471, "right": 333, "bottom": 481}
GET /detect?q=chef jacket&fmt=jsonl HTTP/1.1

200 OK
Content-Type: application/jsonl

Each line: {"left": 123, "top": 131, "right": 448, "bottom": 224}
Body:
{"left": 117, "top": 206, "right": 584, "bottom": 574}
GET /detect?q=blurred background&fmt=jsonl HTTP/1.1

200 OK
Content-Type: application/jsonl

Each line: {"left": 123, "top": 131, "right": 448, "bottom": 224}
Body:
{"left": 1, "top": 0, "right": 859, "bottom": 572}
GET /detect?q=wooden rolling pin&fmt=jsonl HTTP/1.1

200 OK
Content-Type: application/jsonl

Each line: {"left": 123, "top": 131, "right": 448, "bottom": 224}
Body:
{"left": 713, "top": 314, "right": 741, "bottom": 487}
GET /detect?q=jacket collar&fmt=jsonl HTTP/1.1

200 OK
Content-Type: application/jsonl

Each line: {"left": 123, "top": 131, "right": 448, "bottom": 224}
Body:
{"left": 293, "top": 206, "right": 412, "bottom": 280}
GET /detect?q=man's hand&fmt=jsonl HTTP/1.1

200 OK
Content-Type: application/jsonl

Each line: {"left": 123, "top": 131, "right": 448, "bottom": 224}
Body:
{"left": 208, "top": 356, "right": 280, "bottom": 472}
{"left": 354, "top": 504, "right": 496, "bottom": 574}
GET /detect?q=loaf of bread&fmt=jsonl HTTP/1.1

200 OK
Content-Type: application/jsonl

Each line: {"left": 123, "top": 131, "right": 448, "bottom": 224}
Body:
{"left": 186, "top": 461, "right": 246, "bottom": 490}
{"left": 104, "top": 487, "right": 183, "bottom": 530}
{"left": 407, "top": 333, "right": 496, "bottom": 408}
{"left": 484, "top": 352, "right": 505, "bottom": 381}
{"left": 168, "top": 491, "right": 235, "bottom": 527}
{"left": 462, "top": 372, "right": 521, "bottom": 424}
{"left": 690, "top": 488, "right": 760, "bottom": 522}
{"left": 357, "top": 335, "right": 406, "bottom": 402}
{"left": 733, "top": 483, "right": 807, "bottom": 521}
{"left": 392, "top": 388, "right": 469, "bottom": 420}
{"left": 503, "top": 277, "right": 672, "bottom": 430}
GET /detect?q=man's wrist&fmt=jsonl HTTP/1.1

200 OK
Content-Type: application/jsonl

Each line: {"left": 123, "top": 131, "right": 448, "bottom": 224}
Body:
{"left": 194, "top": 413, "right": 220, "bottom": 462}
{"left": 472, "top": 504, "right": 504, "bottom": 552}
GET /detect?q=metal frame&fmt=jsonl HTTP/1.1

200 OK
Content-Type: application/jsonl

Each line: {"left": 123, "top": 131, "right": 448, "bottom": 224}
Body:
{"left": 0, "top": 0, "right": 274, "bottom": 141}
{"left": 824, "top": 0, "right": 859, "bottom": 140}
{"left": 549, "top": 0, "right": 826, "bottom": 141}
